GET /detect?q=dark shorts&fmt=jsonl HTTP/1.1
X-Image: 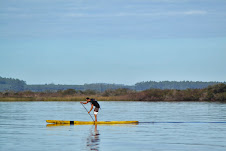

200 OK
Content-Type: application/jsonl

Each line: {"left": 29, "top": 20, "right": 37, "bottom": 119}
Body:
{"left": 94, "top": 108, "right": 99, "bottom": 112}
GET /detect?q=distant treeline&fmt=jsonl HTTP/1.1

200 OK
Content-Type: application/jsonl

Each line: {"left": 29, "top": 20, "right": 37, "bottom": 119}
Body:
{"left": 25, "top": 83, "right": 131, "bottom": 92}
{"left": 0, "top": 76, "right": 225, "bottom": 92}
{"left": 134, "top": 81, "right": 225, "bottom": 90}
{"left": 1, "top": 84, "right": 226, "bottom": 101}
{"left": 0, "top": 77, "right": 26, "bottom": 92}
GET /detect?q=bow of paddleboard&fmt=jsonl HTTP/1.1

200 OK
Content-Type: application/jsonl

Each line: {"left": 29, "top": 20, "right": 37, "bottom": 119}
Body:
{"left": 46, "top": 120, "right": 139, "bottom": 125}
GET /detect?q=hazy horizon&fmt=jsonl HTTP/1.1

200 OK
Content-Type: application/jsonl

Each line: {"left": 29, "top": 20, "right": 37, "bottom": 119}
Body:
{"left": 1, "top": 75, "right": 226, "bottom": 86}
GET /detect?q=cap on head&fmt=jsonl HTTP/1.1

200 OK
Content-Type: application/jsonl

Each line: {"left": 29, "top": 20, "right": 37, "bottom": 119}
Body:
{"left": 86, "top": 97, "right": 90, "bottom": 100}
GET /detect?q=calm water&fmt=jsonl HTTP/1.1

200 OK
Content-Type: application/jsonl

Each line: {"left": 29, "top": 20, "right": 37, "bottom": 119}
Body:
{"left": 0, "top": 101, "right": 226, "bottom": 151}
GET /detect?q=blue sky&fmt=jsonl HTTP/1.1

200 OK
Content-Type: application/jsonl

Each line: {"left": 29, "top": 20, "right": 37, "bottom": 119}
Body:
{"left": 0, "top": 0, "right": 226, "bottom": 85}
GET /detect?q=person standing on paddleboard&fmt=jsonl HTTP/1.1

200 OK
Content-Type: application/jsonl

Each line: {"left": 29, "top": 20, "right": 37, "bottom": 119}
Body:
{"left": 80, "top": 98, "right": 100, "bottom": 122}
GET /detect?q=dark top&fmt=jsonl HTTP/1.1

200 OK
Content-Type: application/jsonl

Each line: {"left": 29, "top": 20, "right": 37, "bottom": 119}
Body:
{"left": 90, "top": 99, "right": 100, "bottom": 108}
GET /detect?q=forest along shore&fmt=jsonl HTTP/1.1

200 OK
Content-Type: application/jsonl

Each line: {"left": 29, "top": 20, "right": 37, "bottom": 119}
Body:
{"left": 0, "top": 84, "right": 226, "bottom": 102}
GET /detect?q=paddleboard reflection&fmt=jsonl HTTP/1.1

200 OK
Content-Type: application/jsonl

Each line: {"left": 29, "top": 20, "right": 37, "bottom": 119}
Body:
{"left": 86, "top": 124, "right": 100, "bottom": 151}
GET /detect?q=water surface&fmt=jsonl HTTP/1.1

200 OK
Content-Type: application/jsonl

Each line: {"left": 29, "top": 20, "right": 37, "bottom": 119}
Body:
{"left": 0, "top": 101, "right": 226, "bottom": 151}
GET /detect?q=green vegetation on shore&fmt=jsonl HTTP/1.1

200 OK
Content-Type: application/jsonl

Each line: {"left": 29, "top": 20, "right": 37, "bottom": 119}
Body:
{"left": 1, "top": 76, "right": 225, "bottom": 92}
{"left": 0, "top": 84, "right": 226, "bottom": 102}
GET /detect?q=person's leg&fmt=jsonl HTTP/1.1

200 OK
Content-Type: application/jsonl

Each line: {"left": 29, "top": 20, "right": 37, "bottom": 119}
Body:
{"left": 94, "top": 108, "right": 99, "bottom": 122}
{"left": 94, "top": 114, "right": 97, "bottom": 122}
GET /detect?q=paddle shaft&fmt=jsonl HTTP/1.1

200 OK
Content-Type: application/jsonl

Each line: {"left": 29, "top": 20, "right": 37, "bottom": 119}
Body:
{"left": 81, "top": 103, "right": 94, "bottom": 122}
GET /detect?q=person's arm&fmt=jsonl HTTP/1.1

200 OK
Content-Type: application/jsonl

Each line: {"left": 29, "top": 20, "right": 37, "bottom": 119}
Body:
{"left": 80, "top": 101, "right": 88, "bottom": 104}
{"left": 88, "top": 104, "right": 93, "bottom": 114}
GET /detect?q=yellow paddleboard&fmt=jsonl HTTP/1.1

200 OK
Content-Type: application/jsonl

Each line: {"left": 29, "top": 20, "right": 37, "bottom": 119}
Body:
{"left": 46, "top": 120, "right": 139, "bottom": 125}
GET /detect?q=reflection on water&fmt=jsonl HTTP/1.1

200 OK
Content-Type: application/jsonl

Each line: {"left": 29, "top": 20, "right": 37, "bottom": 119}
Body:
{"left": 46, "top": 123, "right": 138, "bottom": 127}
{"left": 46, "top": 123, "right": 101, "bottom": 151}
{"left": 46, "top": 124, "right": 71, "bottom": 127}
{"left": 1, "top": 101, "right": 226, "bottom": 151}
{"left": 86, "top": 125, "right": 100, "bottom": 151}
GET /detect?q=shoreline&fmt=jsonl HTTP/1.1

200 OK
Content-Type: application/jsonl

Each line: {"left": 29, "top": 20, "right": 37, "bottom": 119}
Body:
{"left": 1, "top": 84, "right": 226, "bottom": 102}
{"left": 0, "top": 96, "right": 129, "bottom": 102}
{"left": 0, "top": 97, "right": 224, "bottom": 102}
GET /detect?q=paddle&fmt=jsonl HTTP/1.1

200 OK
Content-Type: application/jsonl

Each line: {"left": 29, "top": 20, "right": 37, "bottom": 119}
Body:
{"left": 80, "top": 102, "right": 95, "bottom": 122}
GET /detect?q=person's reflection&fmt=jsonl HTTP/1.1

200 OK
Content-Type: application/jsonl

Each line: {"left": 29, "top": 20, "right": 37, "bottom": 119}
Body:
{"left": 86, "top": 124, "right": 100, "bottom": 151}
